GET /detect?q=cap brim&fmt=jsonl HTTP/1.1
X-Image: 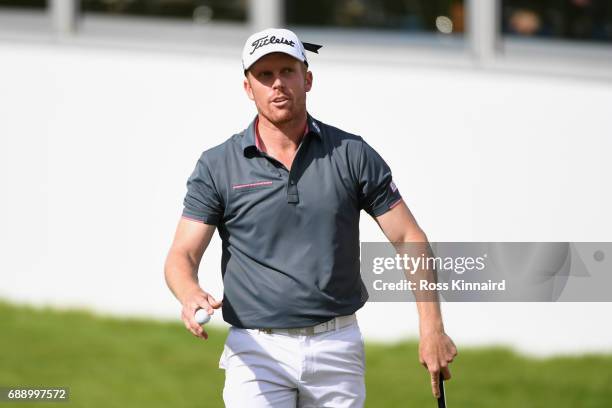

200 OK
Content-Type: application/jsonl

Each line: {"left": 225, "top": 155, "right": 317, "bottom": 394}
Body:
{"left": 243, "top": 50, "right": 307, "bottom": 74}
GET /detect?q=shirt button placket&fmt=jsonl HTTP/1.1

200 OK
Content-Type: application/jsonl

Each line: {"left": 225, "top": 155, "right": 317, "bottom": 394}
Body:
{"left": 287, "top": 176, "right": 299, "bottom": 204}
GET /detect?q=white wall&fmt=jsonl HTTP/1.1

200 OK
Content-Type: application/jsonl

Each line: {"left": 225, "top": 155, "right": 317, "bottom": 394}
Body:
{"left": 1, "top": 40, "right": 611, "bottom": 356}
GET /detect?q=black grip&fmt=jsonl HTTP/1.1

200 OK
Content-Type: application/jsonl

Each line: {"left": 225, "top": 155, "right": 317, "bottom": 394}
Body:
{"left": 437, "top": 372, "right": 446, "bottom": 408}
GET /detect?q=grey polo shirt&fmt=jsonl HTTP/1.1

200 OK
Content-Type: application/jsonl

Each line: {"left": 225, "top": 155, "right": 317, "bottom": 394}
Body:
{"left": 182, "top": 113, "right": 402, "bottom": 329}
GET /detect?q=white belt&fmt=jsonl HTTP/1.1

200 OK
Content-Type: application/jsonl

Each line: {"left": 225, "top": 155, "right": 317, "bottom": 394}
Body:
{"left": 258, "top": 314, "right": 356, "bottom": 336}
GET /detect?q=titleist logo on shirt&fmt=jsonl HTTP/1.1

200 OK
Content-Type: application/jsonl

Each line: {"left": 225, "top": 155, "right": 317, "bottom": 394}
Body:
{"left": 250, "top": 35, "right": 295, "bottom": 55}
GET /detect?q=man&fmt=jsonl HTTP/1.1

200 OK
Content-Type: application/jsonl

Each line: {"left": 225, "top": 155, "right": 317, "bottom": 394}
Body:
{"left": 164, "top": 27, "right": 457, "bottom": 407}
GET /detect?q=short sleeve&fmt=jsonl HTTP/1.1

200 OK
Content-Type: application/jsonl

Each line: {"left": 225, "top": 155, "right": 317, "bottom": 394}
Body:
{"left": 182, "top": 153, "right": 224, "bottom": 225}
{"left": 357, "top": 139, "right": 403, "bottom": 217}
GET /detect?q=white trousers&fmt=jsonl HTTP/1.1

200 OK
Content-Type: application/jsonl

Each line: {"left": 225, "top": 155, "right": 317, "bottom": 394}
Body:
{"left": 219, "top": 320, "right": 366, "bottom": 407}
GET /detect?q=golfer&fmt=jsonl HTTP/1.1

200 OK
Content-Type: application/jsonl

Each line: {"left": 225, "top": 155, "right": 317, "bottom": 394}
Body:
{"left": 165, "top": 27, "right": 457, "bottom": 407}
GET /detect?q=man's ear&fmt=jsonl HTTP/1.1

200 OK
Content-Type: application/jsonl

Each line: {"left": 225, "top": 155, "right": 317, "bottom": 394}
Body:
{"left": 243, "top": 76, "right": 255, "bottom": 101}
{"left": 305, "top": 70, "right": 313, "bottom": 93}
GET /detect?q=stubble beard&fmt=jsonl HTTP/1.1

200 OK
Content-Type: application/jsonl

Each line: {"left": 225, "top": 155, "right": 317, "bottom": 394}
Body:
{"left": 261, "top": 98, "right": 306, "bottom": 127}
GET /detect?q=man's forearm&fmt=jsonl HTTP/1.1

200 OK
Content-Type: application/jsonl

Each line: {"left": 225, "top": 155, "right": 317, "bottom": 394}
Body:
{"left": 392, "top": 235, "right": 446, "bottom": 335}
{"left": 416, "top": 300, "right": 445, "bottom": 335}
{"left": 411, "top": 255, "right": 446, "bottom": 335}
{"left": 164, "top": 250, "right": 202, "bottom": 304}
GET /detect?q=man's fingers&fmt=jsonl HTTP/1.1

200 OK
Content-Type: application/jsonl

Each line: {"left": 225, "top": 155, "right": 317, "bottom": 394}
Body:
{"left": 199, "top": 327, "right": 209, "bottom": 340}
{"left": 189, "top": 325, "right": 208, "bottom": 340}
{"left": 188, "top": 318, "right": 208, "bottom": 340}
{"left": 195, "top": 300, "right": 214, "bottom": 316}
{"left": 419, "top": 357, "right": 427, "bottom": 368}
{"left": 207, "top": 294, "right": 223, "bottom": 309}
{"left": 182, "top": 315, "right": 191, "bottom": 331}
{"left": 182, "top": 306, "right": 210, "bottom": 340}
{"left": 441, "top": 366, "right": 452, "bottom": 381}
{"left": 183, "top": 315, "right": 208, "bottom": 339}
{"left": 444, "top": 342, "right": 457, "bottom": 364}
{"left": 447, "top": 343, "right": 458, "bottom": 361}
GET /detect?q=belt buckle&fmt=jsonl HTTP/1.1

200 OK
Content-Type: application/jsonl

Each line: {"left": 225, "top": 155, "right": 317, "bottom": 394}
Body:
{"left": 313, "top": 318, "right": 335, "bottom": 335}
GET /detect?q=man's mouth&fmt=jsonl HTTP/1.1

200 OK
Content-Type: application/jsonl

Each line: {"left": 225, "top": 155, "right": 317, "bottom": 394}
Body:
{"left": 271, "top": 97, "right": 290, "bottom": 107}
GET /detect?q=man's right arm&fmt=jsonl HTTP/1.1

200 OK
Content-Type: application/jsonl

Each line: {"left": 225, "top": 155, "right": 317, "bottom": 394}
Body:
{"left": 164, "top": 217, "right": 221, "bottom": 340}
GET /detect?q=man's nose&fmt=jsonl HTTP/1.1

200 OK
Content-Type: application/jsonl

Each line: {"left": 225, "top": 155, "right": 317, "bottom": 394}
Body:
{"left": 272, "top": 74, "right": 285, "bottom": 89}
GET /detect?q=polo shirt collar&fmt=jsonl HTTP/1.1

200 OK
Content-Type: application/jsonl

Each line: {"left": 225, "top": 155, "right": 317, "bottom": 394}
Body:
{"left": 242, "top": 112, "right": 322, "bottom": 155}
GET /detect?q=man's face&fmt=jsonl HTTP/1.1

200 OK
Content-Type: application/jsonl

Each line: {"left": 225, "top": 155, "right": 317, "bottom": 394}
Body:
{"left": 244, "top": 52, "right": 313, "bottom": 125}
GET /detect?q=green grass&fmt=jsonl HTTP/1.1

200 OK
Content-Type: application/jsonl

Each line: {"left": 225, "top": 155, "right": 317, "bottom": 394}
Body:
{"left": 1, "top": 300, "right": 611, "bottom": 407}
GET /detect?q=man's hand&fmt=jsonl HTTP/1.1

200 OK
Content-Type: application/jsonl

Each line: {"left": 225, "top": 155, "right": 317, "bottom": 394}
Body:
{"left": 181, "top": 288, "right": 222, "bottom": 340}
{"left": 418, "top": 330, "right": 457, "bottom": 398}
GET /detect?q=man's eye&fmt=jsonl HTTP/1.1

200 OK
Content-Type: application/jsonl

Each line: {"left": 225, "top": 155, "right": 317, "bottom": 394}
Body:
{"left": 282, "top": 68, "right": 293, "bottom": 73}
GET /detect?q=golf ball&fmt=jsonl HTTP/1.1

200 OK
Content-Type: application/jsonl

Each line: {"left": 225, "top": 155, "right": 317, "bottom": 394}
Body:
{"left": 194, "top": 309, "right": 211, "bottom": 325}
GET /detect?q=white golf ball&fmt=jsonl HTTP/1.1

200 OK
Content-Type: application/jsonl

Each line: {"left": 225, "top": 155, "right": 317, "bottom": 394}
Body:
{"left": 194, "top": 309, "right": 211, "bottom": 325}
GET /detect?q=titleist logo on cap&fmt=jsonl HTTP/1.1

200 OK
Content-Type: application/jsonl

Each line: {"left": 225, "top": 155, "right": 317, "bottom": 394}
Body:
{"left": 250, "top": 35, "right": 296, "bottom": 55}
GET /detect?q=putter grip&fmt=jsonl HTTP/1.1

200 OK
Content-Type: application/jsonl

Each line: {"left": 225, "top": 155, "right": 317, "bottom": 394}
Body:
{"left": 437, "top": 372, "right": 446, "bottom": 408}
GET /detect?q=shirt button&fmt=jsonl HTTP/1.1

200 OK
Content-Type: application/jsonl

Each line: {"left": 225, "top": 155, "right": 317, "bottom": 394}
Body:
{"left": 290, "top": 180, "right": 295, "bottom": 185}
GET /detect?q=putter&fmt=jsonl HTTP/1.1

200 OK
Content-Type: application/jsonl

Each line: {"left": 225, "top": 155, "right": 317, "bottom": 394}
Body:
{"left": 437, "top": 372, "right": 446, "bottom": 408}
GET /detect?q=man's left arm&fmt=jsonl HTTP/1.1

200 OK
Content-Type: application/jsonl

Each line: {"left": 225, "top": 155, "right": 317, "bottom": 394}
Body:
{"left": 374, "top": 201, "right": 458, "bottom": 399}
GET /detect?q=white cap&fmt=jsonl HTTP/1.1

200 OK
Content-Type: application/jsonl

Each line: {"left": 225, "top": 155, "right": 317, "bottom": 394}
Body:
{"left": 242, "top": 28, "right": 321, "bottom": 72}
